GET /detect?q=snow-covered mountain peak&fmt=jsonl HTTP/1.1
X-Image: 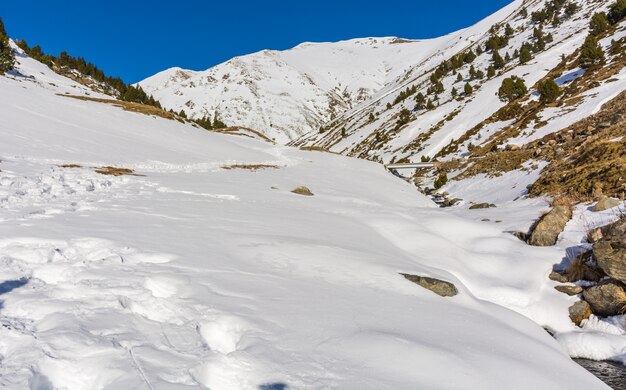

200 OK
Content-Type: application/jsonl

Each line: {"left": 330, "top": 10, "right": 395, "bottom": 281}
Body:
{"left": 138, "top": 0, "right": 529, "bottom": 144}
{"left": 138, "top": 35, "right": 455, "bottom": 143}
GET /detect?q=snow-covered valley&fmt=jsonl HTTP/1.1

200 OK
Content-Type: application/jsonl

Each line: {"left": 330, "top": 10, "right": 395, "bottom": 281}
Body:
{"left": 0, "top": 32, "right": 621, "bottom": 389}
{"left": 2, "top": 0, "right": 626, "bottom": 386}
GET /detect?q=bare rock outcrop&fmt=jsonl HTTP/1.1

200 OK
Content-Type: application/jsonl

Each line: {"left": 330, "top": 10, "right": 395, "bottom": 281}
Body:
{"left": 528, "top": 205, "right": 572, "bottom": 246}
{"left": 582, "top": 281, "right": 626, "bottom": 317}
{"left": 401, "top": 273, "right": 458, "bottom": 297}
{"left": 592, "top": 196, "right": 621, "bottom": 212}
{"left": 568, "top": 300, "right": 591, "bottom": 326}
{"left": 593, "top": 218, "right": 626, "bottom": 284}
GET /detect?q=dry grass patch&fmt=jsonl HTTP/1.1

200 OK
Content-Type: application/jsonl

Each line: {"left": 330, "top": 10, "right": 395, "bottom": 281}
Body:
{"left": 457, "top": 149, "right": 534, "bottom": 179}
{"left": 221, "top": 164, "right": 279, "bottom": 171}
{"left": 95, "top": 166, "right": 144, "bottom": 176}
{"left": 59, "top": 164, "right": 83, "bottom": 169}
{"left": 529, "top": 90, "right": 626, "bottom": 199}
{"left": 299, "top": 146, "right": 342, "bottom": 155}
{"left": 213, "top": 127, "right": 274, "bottom": 143}
{"left": 59, "top": 94, "right": 181, "bottom": 121}
{"left": 565, "top": 252, "right": 605, "bottom": 282}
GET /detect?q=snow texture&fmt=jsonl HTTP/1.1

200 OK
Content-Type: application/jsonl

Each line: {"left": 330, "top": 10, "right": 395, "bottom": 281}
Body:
{"left": 0, "top": 20, "right": 615, "bottom": 390}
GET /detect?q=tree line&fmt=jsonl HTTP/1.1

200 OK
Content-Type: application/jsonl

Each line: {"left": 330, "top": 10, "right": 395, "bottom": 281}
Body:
{"left": 0, "top": 17, "right": 14, "bottom": 72}
{"left": 15, "top": 39, "right": 161, "bottom": 108}
{"left": 1, "top": 16, "right": 230, "bottom": 130}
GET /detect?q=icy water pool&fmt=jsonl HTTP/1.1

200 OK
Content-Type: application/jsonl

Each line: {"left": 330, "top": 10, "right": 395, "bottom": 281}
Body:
{"left": 575, "top": 358, "right": 626, "bottom": 389}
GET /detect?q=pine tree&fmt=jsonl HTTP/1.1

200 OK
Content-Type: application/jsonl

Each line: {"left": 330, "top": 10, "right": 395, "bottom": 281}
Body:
{"left": 195, "top": 115, "right": 212, "bottom": 130}
{"left": 434, "top": 80, "right": 444, "bottom": 94}
{"left": 505, "top": 24, "right": 514, "bottom": 37}
{"left": 498, "top": 76, "right": 527, "bottom": 102}
{"left": 520, "top": 7, "right": 528, "bottom": 18}
{"left": 564, "top": 3, "right": 578, "bottom": 18}
{"left": 464, "top": 82, "right": 473, "bottom": 96}
{"left": 426, "top": 99, "right": 435, "bottom": 110}
{"left": 519, "top": 45, "right": 533, "bottom": 64}
{"left": 487, "top": 66, "right": 496, "bottom": 78}
{"left": 492, "top": 50, "right": 505, "bottom": 69}
{"left": 533, "top": 27, "right": 546, "bottom": 51}
{"left": 608, "top": 0, "right": 626, "bottom": 24}
{"left": 589, "top": 13, "right": 610, "bottom": 36}
{"left": 213, "top": 113, "right": 226, "bottom": 129}
{"left": 451, "top": 87, "right": 458, "bottom": 98}
{"left": 578, "top": 35, "right": 605, "bottom": 69}
{"left": 537, "top": 78, "right": 561, "bottom": 103}
{"left": 463, "top": 49, "right": 476, "bottom": 63}
{"left": 178, "top": 109, "right": 187, "bottom": 119}
{"left": 433, "top": 173, "right": 448, "bottom": 189}
{"left": 0, "top": 17, "right": 15, "bottom": 72}
{"left": 414, "top": 92, "right": 426, "bottom": 110}
{"left": 456, "top": 73, "right": 463, "bottom": 82}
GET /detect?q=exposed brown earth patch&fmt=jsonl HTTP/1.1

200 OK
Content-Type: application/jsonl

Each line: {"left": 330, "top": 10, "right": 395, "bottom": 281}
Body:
{"left": 94, "top": 166, "right": 144, "bottom": 176}
{"left": 59, "top": 94, "right": 182, "bottom": 121}
{"left": 221, "top": 164, "right": 279, "bottom": 171}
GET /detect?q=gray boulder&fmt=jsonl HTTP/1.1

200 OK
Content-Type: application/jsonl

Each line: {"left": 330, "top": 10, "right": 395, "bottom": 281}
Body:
{"left": 401, "top": 273, "right": 458, "bottom": 297}
{"left": 528, "top": 205, "right": 573, "bottom": 246}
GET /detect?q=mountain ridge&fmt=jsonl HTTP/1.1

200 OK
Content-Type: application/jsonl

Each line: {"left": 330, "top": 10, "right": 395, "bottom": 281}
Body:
{"left": 138, "top": 1, "right": 524, "bottom": 143}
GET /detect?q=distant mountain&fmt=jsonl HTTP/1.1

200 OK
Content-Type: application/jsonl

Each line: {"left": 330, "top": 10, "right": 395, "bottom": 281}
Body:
{"left": 138, "top": 2, "right": 529, "bottom": 144}
{"left": 138, "top": 35, "right": 477, "bottom": 144}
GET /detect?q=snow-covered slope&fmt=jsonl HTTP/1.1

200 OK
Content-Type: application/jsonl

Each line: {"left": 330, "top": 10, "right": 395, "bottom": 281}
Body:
{"left": 298, "top": 0, "right": 624, "bottom": 164}
{"left": 0, "top": 44, "right": 610, "bottom": 388}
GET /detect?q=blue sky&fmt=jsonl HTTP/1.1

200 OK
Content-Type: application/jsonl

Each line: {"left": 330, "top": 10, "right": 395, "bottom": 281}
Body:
{"left": 1, "top": 1, "right": 512, "bottom": 83}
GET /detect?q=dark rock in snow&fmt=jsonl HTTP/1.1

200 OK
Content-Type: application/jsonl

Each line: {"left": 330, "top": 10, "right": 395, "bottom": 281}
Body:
{"left": 469, "top": 202, "right": 495, "bottom": 210}
{"left": 400, "top": 273, "right": 458, "bottom": 297}
{"left": 291, "top": 186, "right": 314, "bottom": 196}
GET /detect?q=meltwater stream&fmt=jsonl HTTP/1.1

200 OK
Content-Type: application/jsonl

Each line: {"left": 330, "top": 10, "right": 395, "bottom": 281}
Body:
{"left": 575, "top": 359, "right": 626, "bottom": 389}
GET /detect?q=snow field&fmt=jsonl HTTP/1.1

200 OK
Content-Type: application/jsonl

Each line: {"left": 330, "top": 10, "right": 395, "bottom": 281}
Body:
{"left": 0, "top": 29, "right": 613, "bottom": 389}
